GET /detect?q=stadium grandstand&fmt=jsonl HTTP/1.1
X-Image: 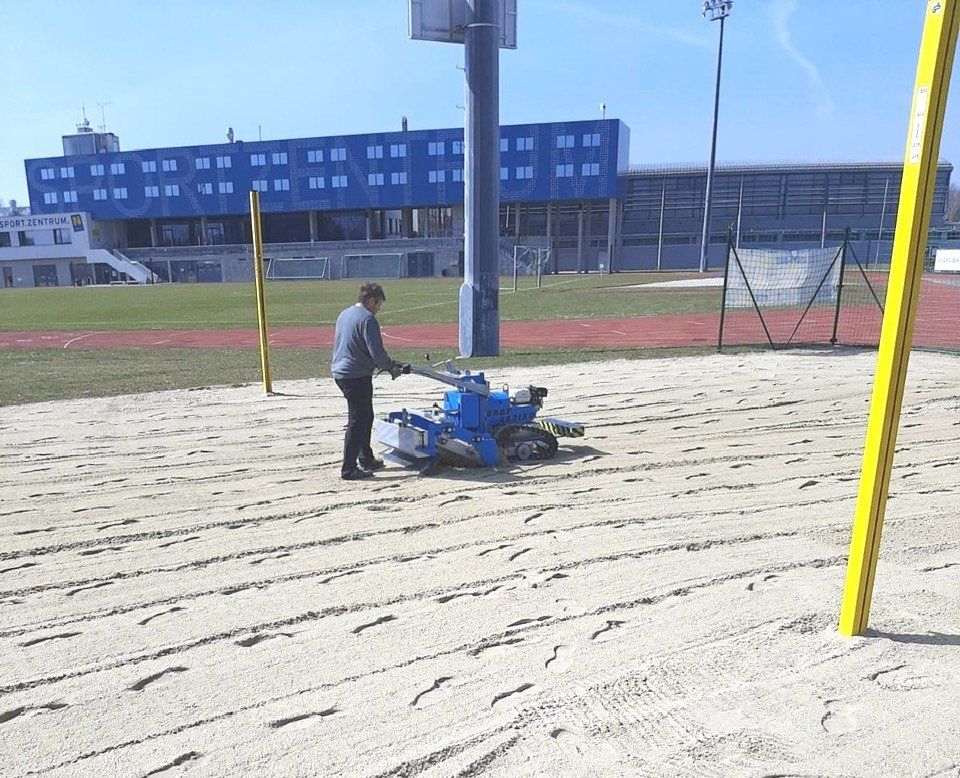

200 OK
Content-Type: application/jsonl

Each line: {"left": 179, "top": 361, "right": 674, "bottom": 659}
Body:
{"left": 1, "top": 117, "right": 955, "bottom": 287}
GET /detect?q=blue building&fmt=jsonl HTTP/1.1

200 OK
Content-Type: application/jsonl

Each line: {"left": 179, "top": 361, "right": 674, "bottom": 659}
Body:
{"left": 23, "top": 119, "right": 627, "bottom": 249}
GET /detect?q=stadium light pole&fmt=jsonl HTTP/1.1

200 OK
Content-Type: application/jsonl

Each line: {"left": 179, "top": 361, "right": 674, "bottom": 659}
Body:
{"left": 699, "top": 0, "right": 733, "bottom": 274}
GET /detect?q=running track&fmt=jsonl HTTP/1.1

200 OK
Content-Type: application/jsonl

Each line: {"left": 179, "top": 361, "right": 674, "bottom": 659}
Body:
{"left": 2, "top": 276, "right": 956, "bottom": 352}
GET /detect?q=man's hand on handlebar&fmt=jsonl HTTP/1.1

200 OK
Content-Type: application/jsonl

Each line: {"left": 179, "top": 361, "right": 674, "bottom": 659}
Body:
{"left": 388, "top": 361, "right": 411, "bottom": 380}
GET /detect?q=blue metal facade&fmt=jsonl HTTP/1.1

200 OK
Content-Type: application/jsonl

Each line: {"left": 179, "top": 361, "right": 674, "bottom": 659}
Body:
{"left": 25, "top": 120, "right": 628, "bottom": 220}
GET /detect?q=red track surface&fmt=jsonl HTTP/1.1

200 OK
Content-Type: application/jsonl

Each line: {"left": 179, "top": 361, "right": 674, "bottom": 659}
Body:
{"left": 2, "top": 277, "right": 956, "bottom": 352}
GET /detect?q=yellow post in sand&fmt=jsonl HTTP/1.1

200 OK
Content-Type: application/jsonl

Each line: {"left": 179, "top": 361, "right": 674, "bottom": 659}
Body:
{"left": 249, "top": 190, "right": 273, "bottom": 395}
{"left": 839, "top": 0, "right": 960, "bottom": 637}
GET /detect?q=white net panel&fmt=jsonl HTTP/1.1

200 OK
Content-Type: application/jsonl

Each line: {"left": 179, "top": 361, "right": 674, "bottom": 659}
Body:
{"left": 725, "top": 246, "right": 842, "bottom": 309}
{"left": 265, "top": 256, "right": 330, "bottom": 280}
{"left": 341, "top": 254, "right": 404, "bottom": 279}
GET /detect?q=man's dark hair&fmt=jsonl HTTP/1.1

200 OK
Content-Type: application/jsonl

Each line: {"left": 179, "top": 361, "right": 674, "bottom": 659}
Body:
{"left": 359, "top": 283, "right": 386, "bottom": 304}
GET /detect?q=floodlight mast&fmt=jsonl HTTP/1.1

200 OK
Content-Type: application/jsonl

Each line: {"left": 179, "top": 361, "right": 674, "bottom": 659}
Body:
{"left": 698, "top": 0, "right": 732, "bottom": 274}
{"left": 462, "top": 0, "right": 501, "bottom": 357}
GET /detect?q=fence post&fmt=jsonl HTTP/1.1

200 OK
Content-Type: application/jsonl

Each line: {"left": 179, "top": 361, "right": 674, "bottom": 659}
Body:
{"left": 717, "top": 227, "right": 733, "bottom": 352}
{"left": 536, "top": 248, "right": 543, "bottom": 288}
{"left": 249, "top": 190, "right": 272, "bottom": 395}
{"left": 513, "top": 245, "right": 519, "bottom": 292}
{"left": 830, "top": 227, "right": 850, "bottom": 345}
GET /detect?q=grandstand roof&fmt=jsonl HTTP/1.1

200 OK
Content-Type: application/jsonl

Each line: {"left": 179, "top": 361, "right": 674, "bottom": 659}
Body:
{"left": 626, "top": 160, "right": 954, "bottom": 176}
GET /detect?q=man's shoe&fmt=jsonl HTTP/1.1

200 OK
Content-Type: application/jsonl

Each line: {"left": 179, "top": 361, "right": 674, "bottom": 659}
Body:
{"left": 342, "top": 468, "right": 374, "bottom": 481}
{"left": 359, "top": 458, "right": 386, "bottom": 471}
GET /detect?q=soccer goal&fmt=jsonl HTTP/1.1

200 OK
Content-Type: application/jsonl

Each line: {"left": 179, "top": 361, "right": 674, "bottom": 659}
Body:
{"left": 265, "top": 256, "right": 331, "bottom": 280}
{"left": 341, "top": 253, "right": 405, "bottom": 279}
{"left": 717, "top": 229, "right": 884, "bottom": 350}
{"left": 502, "top": 246, "right": 548, "bottom": 292}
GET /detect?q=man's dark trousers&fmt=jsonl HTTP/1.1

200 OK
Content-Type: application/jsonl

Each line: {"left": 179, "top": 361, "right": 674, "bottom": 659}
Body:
{"left": 335, "top": 375, "right": 376, "bottom": 476}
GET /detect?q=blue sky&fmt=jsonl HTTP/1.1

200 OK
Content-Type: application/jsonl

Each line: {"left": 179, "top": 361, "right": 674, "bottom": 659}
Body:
{"left": 1, "top": 0, "right": 957, "bottom": 205}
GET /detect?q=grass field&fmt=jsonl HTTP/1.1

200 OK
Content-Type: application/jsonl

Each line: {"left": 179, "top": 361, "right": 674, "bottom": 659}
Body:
{"left": 0, "top": 273, "right": 718, "bottom": 331}
{"left": 0, "top": 273, "right": 724, "bottom": 405}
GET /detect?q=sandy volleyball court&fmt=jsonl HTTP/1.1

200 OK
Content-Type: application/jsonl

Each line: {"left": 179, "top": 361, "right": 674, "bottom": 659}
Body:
{"left": 2, "top": 350, "right": 959, "bottom": 776}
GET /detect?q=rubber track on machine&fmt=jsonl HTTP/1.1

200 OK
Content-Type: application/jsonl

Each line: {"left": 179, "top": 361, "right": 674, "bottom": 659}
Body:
{"left": 495, "top": 424, "right": 559, "bottom": 462}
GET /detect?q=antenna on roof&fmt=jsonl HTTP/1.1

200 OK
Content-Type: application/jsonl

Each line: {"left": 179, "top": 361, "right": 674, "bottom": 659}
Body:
{"left": 600, "top": 102, "right": 606, "bottom": 119}
{"left": 76, "top": 104, "right": 92, "bottom": 133}
{"left": 97, "top": 101, "right": 113, "bottom": 134}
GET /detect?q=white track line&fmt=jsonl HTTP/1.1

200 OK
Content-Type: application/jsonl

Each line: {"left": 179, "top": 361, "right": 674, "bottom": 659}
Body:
{"left": 61, "top": 332, "right": 106, "bottom": 349}
{"left": 382, "top": 332, "right": 414, "bottom": 343}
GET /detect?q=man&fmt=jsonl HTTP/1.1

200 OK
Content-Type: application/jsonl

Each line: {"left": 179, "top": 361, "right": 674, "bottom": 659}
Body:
{"left": 331, "top": 283, "right": 405, "bottom": 480}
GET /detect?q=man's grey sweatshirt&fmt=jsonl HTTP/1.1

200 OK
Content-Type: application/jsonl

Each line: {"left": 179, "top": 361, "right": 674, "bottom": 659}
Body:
{"left": 330, "top": 305, "right": 393, "bottom": 379}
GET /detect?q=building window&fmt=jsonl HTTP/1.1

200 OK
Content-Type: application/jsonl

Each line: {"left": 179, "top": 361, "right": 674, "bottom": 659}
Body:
{"left": 500, "top": 167, "right": 508, "bottom": 180}
{"left": 581, "top": 162, "right": 600, "bottom": 176}
{"left": 330, "top": 147, "right": 346, "bottom": 162}
{"left": 113, "top": 187, "right": 128, "bottom": 199}
{"left": 164, "top": 184, "right": 180, "bottom": 196}
{"left": 391, "top": 171, "right": 407, "bottom": 185}
{"left": 452, "top": 140, "right": 464, "bottom": 154}
{"left": 53, "top": 228, "right": 72, "bottom": 245}
{"left": 110, "top": 162, "right": 126, "bottom": 175}
{"left": 60, "top": 166, "right": 75, "bottom": 178}
{"left": 18, "top": 231, "right": 35, "bottom": 247}
{"left": 196, "top": 157, "right": 211, "bottom": 170}
{"left": 146, "top": 185, "right": 160, "bottom": 197}
{"left": 0, "top": 232, "right": 10, "bottom": 248}
{"left": 218, "top": 181, "right": 234, "bottom": 194}
{"left": 40, "top": 168, "right": 55, "bottom": 180}
{"left": 368, "top": 173, "right": 384, "bottom": 186}
{"left": 162, "top": 159, "right": 177, "bottom": 172}
{"left": 307, "top": 149, "right": 323, "bottom": 163}
{"left": 142, "top": 161, "right": 157, "bottom": 173}
{"left": 272, "top": 152, "right": 288, "bottom": 165}
{"left": 515, "top": 137, "right": 533, "bottom": 151}
{"left": 251, "top": 153, "right": 266, "bottom": 166}
{"left": 428, "top": 170, "right": 446, "bottom": 183}
{"left": 216, "top": 156, "right": 232, "bottom": 169}
{"left": 309, "top": 176, "right": 324, "bottom": 189}
{"left": 90, "top": 164, "right": 104, "bottom": 176}
{"left": 93, "top": 188, "right": 107, "bottom": 200}
{"left": 428, "top": 141, "right": 445, "bottom": 156}
{"left": 582, "top": 133, "right": 601, "bottom": 147}
{"left": 453, "top": 169, "right": 463, "bottom": 182}
{"left": 390, "top": 143, "right": 406, "bottom": 158}
{"left": 63, "top": 190, "right": 78, "bottom": 203}
{"left": 367, "top": 145, "right": 383, "bottom": 159}
{"left": 515, "top": 166, "right": 533, "bottom": 180}
{"left": 43, "top": 192, "right": 58, "bottom": 204}
{"left": 196, "top": 183, "right": 212, "bottom": 195}
{"left": 274, "top": 178, "right": 290, "bottom": 191}
{"left": 499, "top": 138, "right": 508, "bottom": 152}
{"left": 252, "top": 179, "right": 268, "bottom": 191}
{"left": 556, "top": 164, "right": 573, "bottom": 177}
{"left": 556, "top": 134, "right": 575, "bottom": 149}
{"left": 332, "top": 175, "right": 347, "bottom": 188}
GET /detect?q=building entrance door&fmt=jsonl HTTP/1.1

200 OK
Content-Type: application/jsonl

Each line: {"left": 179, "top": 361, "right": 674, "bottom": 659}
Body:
{"left": 2, "top": 267, "right": 12, "bottom": 287}
{"left": 205, "top": 223, "right": 225, "bottom": 245}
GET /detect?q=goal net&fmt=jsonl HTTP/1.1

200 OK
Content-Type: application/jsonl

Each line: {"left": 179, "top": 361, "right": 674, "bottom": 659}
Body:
{"left": 719, "top": 242, "right": 848, "bottom": 348}
{"left": 341, "top": 253, "right": 404, "bottom": 279}
{"left": 718, "top": 233, "right": 959, "bottom": 353}
{"left": 265, "top": 256, "right": 331, "bottom": 280}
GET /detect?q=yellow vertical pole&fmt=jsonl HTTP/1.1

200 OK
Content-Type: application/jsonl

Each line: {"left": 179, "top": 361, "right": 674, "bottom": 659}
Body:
{"left": 839, "top": 0, "right": 960, "bottom": 637}
{"left": 249, "top": 190, "right": 273, "bottom": 394}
